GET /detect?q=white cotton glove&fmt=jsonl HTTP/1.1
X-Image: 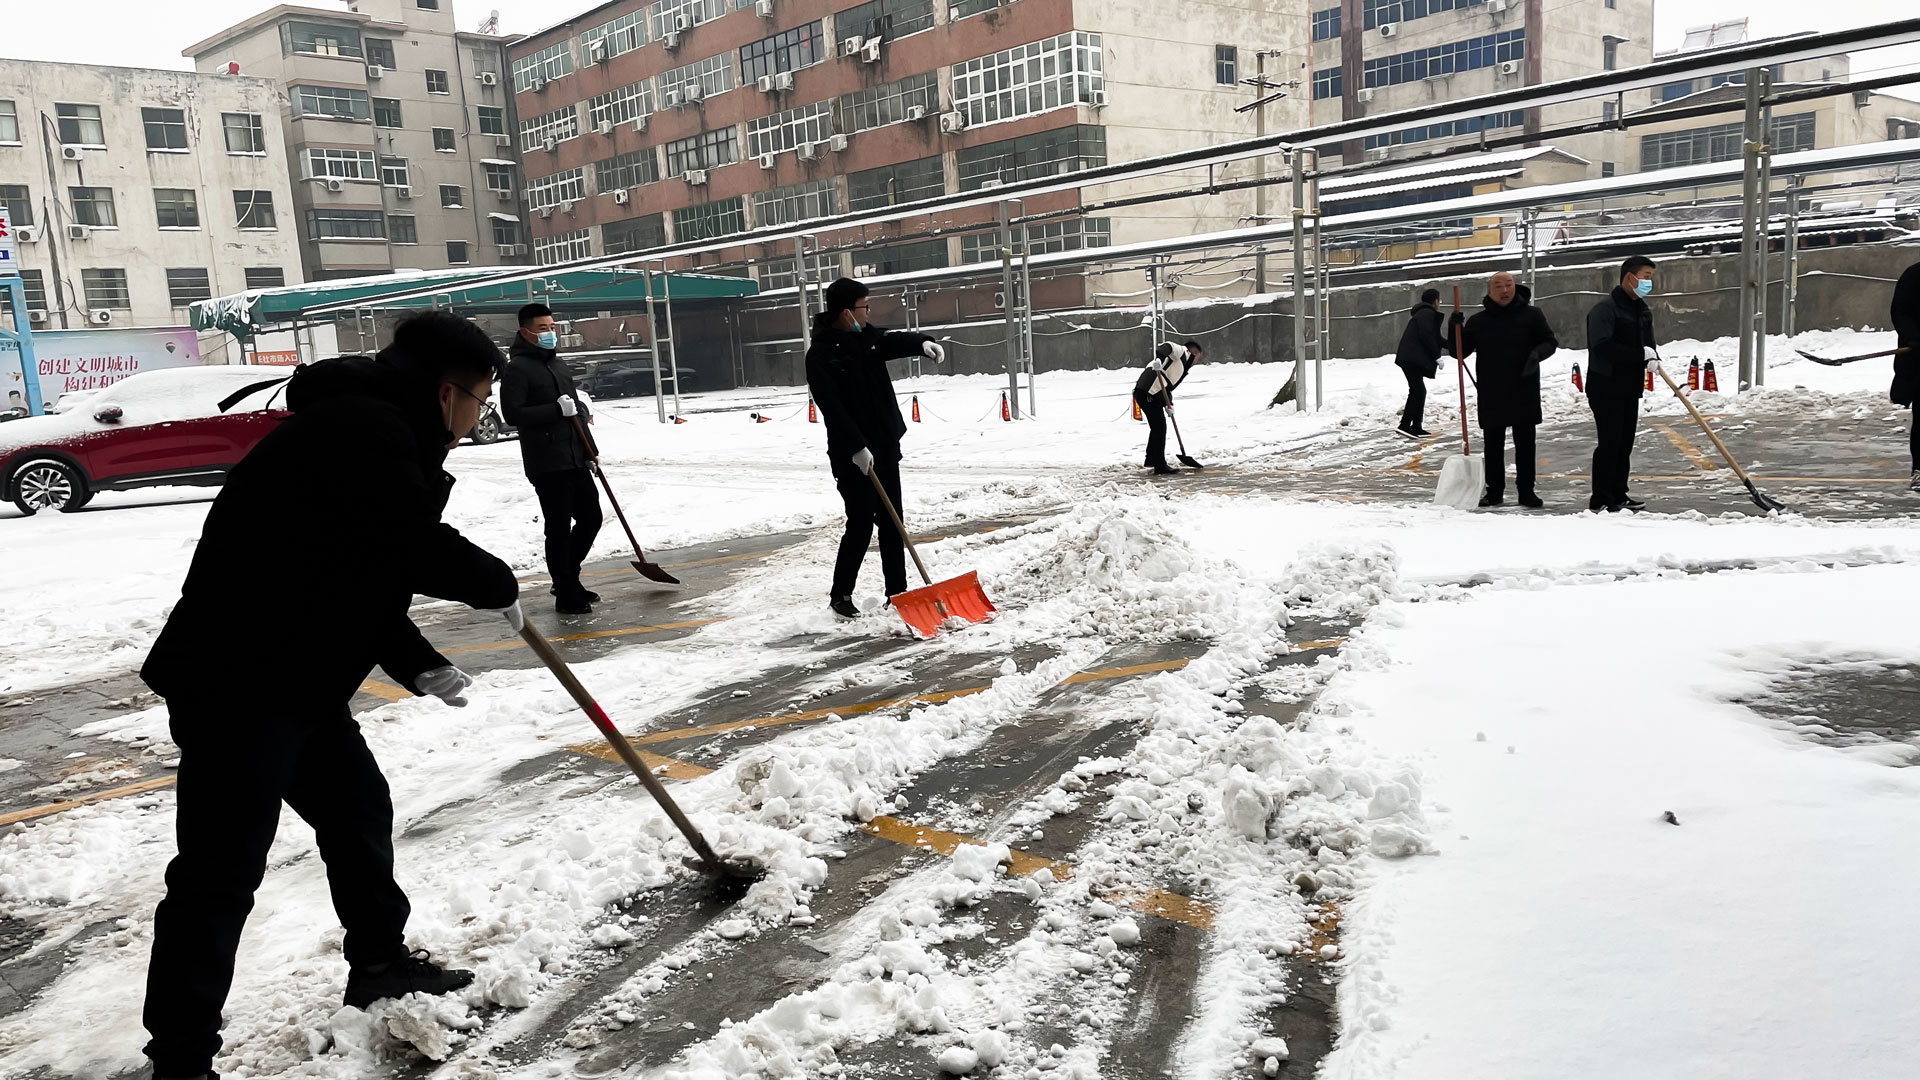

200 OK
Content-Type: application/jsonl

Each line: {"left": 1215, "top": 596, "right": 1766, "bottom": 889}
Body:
{"left": 1645, "top": 354, "right": 1662, "bottom": 375}
{"left": 416, "top": 665, "right": 473, "bottom": 708}
{"left": 557, "top": 394, "right": 578, "bottom": 418}
{"left": 922, "top": 340, "right": 946, "bottom": 364}
{"left": 1644, "top": 346, "right": 1659, "bottom": 362}
{"left": 487, "top": 600, "right": 525, "bottom": 633}
{"left": 851, "top": 447, "right": 875, "bottom": 475}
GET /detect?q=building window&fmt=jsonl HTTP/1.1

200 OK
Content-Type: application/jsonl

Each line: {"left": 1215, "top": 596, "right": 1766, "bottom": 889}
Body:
{"left": 665, "top": 127, "right": 739, "bottom": 176}
{"left": 154, "top": 189, "right": 200, "bottom": 229}
{"left": 56, "top": 103, "right": 106, "bottom": 146}
{"left": 527, "top": 168, "right": 588, "bottom": 208}
{"left": 433, "top": 127, "right": 457, "bottom": 151}
{"left": 520, "top": 105, "right": 581, "bottom": 152}
{"left": 1602, "top": 101, "right": 1617, "bottom": 123}
{"left": 166, "top": 268, "right": 213, "bottom": 308}
{"left": 388, "top": 214, "right": 418, "bottom": 243}
{"left": 447, "top": 241, "right": 470, "bottom": 264}
{"left": 1603, "top": 37, "right": 1618, "bottom": 71}
{"left": 752, "top": 178, "right": 837, "bottom": 228}
{"left": 306, "top": 147, "right": 378, "bottom": 180}
{"left": 484, "top": 162, "right": 516, "bottom": 193}
{"left": 0, "top": 100, "right": 18, "bottom": 144}
{"left": 1313, "top": 66, "right": 1343, "bottom": 100}
{"left": 234, "top": 190, "right": 276, "bottom": 229}
{"left": 757, "top": 253, "right": 839, "bottom": 291}
{"left": 961, "top": 217, "right": 1109, "bottom": 263}
{"left": 584, "top": 9, "right": 649, "bottom": 59}
{"left": 1312, "top": 8, "right": 1342, "bottom": 41}
{"left": 1659, "top": 81, "right": 1695, "bottom": 102}
{"left": 1362, "top": 30, "right": 1525, "bottom": 89}
{"left": 838, "top": 72, "right": 938, "bottom": 134}
{"left": 847, "top": 154, "right": 945, "bottom": 211}
{"left": 1362, "top": 109, "right": 1524, "bottom": 149}
{"left": 660, "top": 54, "right": 734, "bottom": 102}
{"left": 1605, "top": 0, "right": 1616, "bottom": 8}
{"left": 588, "top": 82, "right": 655, "bottom": 129}
{"left": 1641, "top": 113, "right": 1817, "bottom": 170}
{"left": 851, "top": 239, "right": 945, "bottom": 277}
{"left": 955, "top": 125, "right": 1107, "bottom": 191}
{"left": 222, "top": 112, "right": 266, "bottom": 153}
{"left": 1601, "top": 162, "right": 1616, "bottom": 177}
{"left": 511, "top": 41, "right": 575, "bottom": 92}
{"left": 381, "top": 156, "right": 411, "bottom": 187}
{"left": 0, "top": 184, "right": 33, "bottom": 227}
{"left": 366, "top": 38, "right": 397, "bottom": 68}
{"left": 418, "top": 0, "right": 439, "bottom": 8}
{"left": 746, "top": 101, "right": 833, "bottom": 158}
{"left": 1362, "top": 0, "right": 1486, "bottom": 31}
{"left": 244, "top": 267, "right": 286, "bottom": 289}
{"left": 952, "top": 32, "right": 1104, "bottom": 129}
{"left": 646, "top": 0, "right": 727, "bottom": 42}
{"left": 740, "top": 22, "right": 827, "bottom": 84}
{"left": 594, "top": 149, "right": 660, "bottom": 192}
{"left": 0, "top": 268, "right": 48, "bottom": 325}
{"left": 82, "top": 268, "right": 131, "bottom": 310}
{"left": 492, "top": 217, "right": 520, "bottom": 246}
{"left": 836, "top": 0, "right": 937, "bottom": 42}
{"left": 949, "top": 0, "right": 1010, "bottom": 21}
{"left": 478, "top": 106, "right": 508, "bottom": 136}
{"left": 307, "top": 208, "right": 387, "bottom": 240}
{"left": 373, "top": 99, "right": 404, "bottom": 128}
{"left": 142, "top": 108, "right": 189, "bottom": 151}
{"left": 535, "top": 228, "right": 594, "bottom": 264}
{"left": 440, "top": 184, "right": 464, "bottom": 208}
{"left": 602, "top": 214, "right": 666, "bottom": 255}
{"left": 1215, "top": 45, "right": 1237, "bottom": 86}
{"left": 292, "top": 85, "right": 372, "bottom": 120}
{"left": 426, "top": 69, "right": 451, "bottom": 94}
{"left": 284, "top": 20, "right": 363, "bottom": 57}
{"left": 672, "top": 197, "right": 745, "bottom": 242}
{"left": 70, "top": 186, "right": 117, "bottom": 227}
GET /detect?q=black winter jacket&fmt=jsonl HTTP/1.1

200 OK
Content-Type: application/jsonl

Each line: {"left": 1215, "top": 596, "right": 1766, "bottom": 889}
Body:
{"left": 1451, "top": 284, "right": 1557, "bottom": 429}
{"left": 501, "top": 337, "right": 593, "bottom": 478}
{"left": 805, "top": 324, "right": 932, "bottom": 463}
{"left": 1890, "top": 260, "right": 1920, "bottom": 407}
{"left": 1395, "top": 304, "right": 1445, "bottom": 378}
{"left": 1584, "top": 286, "right": 1657, "bottom": 397}
{"left": 142, "top": 354, "right": 518, "bottom": 716}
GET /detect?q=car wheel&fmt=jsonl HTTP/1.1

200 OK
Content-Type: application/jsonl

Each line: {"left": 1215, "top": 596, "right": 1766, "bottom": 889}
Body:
{"left": 470, "top": 407, "right": 503, "bottom": 445}
{"left": 9, "top": 458, "right": 89, "bottom": 516}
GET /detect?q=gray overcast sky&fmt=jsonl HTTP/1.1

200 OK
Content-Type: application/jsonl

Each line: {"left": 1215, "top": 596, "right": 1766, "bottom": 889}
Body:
{"left": 6, "top": 0, "right": 1917, "bottom": 95}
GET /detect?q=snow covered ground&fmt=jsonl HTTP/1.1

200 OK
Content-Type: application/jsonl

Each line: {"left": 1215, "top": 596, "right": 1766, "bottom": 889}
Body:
{"left": 0, "top": 326, "right": 1916, "bottom": 1079}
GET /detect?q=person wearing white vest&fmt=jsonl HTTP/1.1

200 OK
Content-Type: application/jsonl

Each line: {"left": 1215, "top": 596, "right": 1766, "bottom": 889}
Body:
{"left": 1133, "top": 340, "right": 1202, "bottom": 474}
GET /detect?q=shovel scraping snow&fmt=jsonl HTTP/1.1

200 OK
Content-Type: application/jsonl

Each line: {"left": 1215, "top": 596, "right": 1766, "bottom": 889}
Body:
{"left": 1432, "top": 286, "right": 1485, "bottom": 510}
{"left": 866, "top": 470, "right": 995, "bottom": 638}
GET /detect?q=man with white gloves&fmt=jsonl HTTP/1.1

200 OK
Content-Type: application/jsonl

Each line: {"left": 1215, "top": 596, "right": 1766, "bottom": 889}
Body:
{"left": 1134, "top": 340, "right": 1203, "bottom": 475}
{"left": 1583, "top": 255, "right": 1660, "bottom": 512}
{"left": 502, "top": 302, "right": 604, "bottom": 614}
{"left": 803, "top": 277, "right": 947, "bottom": 619}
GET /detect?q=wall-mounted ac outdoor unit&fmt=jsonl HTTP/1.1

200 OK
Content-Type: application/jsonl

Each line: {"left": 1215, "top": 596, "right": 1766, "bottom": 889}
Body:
{"left": 66, "top": 224, "right": 90, "bottom": 240}
{"left": 613, "top": 188, "right": 630, "bottom": 204}
{"left": 1379, "top": 23, "right": 1397, "bottom": 37}
{"left": 90, "top": 308, "right": 113, "bottom": 325}
{"left": 366, "top": 64, "right": 384, "bottom": 79}
{"left": 685, "top": 168, "right": 709, "bottom": 185}
{"left": 60, "top": 145, "right": 83, "bottom": 161}
{"left": 939, "top": 111, "right": 966, "bottom": 134}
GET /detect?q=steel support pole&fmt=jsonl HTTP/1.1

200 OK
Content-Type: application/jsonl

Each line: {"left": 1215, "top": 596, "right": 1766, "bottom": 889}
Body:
{"left": 661, "top": 269, "right": 683, "bottom": 417}
{"left": 1754, "top": 68, "right": 1774, "bottom": 387}
{"left": 1782, "top": 177, "right": 1801, "bottom": 339}
{"left": 643, "top": 267, "right": 667, "bottom": 423}
{"left": 1291, "top": 151, "right": 1308, "bottom": 413}
{"left": 1736, "top": 69, "right": 1764, "bottom": 391}
{"left": 1254, "top": 51, "right": 1268, "bottom": 297}
{"left": 998, "top": 201, "right": 1020, "bottom": 419}
{"left": 794, "top": 236, "right": 813, "bottom": 355}
{"left": 1522, "top": 207, "right": 1539, "bottom": 290}
{"left": 1020, "top": 218, "right": 1036, "bottom": 418}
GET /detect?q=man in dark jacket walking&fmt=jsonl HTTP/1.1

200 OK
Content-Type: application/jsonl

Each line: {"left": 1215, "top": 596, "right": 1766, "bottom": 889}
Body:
{"left": 1448, "top": 272, "right": 1557, "bottom": 508}
{"left": 139, "top": 312, "right": 522, "bottom": 1080}
{"left": 1394, "top": 288, "right": 1445, "bottom": 438}
{"left": 1584, "top": 255, "right": 1661, "bottom": 512}
{"left": 804, "top": 277, "right": 945, "bottom": 618}
{"left": 1134, "top": 340, "right": 1203, "bottom": 474}
{"left": 1890, "top": 259, "right": 1920, "bottom": 492}
{"left": 501, "top": 302, "right": 603, "bottom": 614}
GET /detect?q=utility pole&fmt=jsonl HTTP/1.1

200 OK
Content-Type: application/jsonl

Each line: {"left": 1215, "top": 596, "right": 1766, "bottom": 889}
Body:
{"left": 1735, "top": 67, "right": 1772, "bottom": 391}
{"left": 1236, "top": 51, "right": 1292, "bottom": 297}
{"left": 1782, "top": 176, "right": 1801, "bottom": 339}
{"left": 1290, "top": 149, "right": 1308, "bottom": 413}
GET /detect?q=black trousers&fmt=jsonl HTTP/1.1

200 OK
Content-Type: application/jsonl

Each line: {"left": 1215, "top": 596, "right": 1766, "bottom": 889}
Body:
{"left": 1587, "top": 382, "right": 1642, "bottom": 508}
{"left": 532, "top": 467, "right": 604, "bottom": 602}
{"left": 1136, "top": 392, "right": 1168, "bottom": 467}
{"left": 831, "top": 455, "right": 907, "bottom": 598}
{"left": 1910, "top": 405, "right": 1918, "bottom": 472}
{"left": 145, "top": 707, "right": 407, "bottom": 1076}
{"left": 1399, "top": 366, "right": 1427, "bottom": 431}
{"left": 1483, "top": 424, "right": 1537, "bottom": 499}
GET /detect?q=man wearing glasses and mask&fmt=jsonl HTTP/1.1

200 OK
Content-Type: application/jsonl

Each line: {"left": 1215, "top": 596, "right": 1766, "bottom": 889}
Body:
{"left": 502, "top": 302, "right": 604, "bottom": 615}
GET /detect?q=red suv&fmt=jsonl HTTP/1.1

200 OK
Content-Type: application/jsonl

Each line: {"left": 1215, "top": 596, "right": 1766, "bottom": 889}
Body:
{"left": 1, "top": 366, "right": 291, "bottom": 516}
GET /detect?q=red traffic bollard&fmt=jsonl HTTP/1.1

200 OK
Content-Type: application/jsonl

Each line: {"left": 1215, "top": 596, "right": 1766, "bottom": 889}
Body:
{"left": 807, "top": 398, "right": 817, "bottom": 423}
{"left": 911, "top": 395, "right": 921, "bottom": 423}
{"left": 1571, "top": 362, "right": 1584, "bottom": 392}
{"left": 1703, "top": 360, "right": 1719, "bottom": 392}
{"left": 1688, "top": 357, "right": 1700, "bottom": 390}
{"left": 1000, "top": 390, "right": 1011, "bottom": 422}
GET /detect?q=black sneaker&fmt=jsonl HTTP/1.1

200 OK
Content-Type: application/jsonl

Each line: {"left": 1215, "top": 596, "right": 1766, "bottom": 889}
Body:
{"left": 1518, "top": 492, "right": 1545, "bottom": 509}
{"left": 1621, "top": 497, "right": 1647, "bottom": 511}
{"left": 343, "top": 949, "right": 473, "bottom": 1010}
{"left": 830, "top": 596, "right": 859, "bottom": 619}
{"left": 556, "top": 596, "right": 593, "bottom": 615}
{"left": 1478, "top": 492, "right": 1504, "bottom": 508}
{"left": 1411, "top": 427, "right": 1434, "bottom": 437}
{"left": 1152, "top": 464, "right": 1179, "bottom": 475}
{"left": 1909, "top": 471, "right": 1919, "bottom": 493}
{"left": 1394, "top": 425, "right": 1420, "bottom": 441}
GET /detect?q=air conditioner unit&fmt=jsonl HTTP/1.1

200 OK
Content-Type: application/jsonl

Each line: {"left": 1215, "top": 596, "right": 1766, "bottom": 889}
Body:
{"left": 992, "top": 291, "right": 1005, "bottom": 310}
{"left": 755, "top": 0, "right": 774, "bottom": 16}
{"left": 685, "top": 168, "right": 709, "bottom": 185}
{"left": 1088, "top": 89, "right": 1108, "bottom": 108}
{"left": 674, "top": 12, "right": 692, "bottom": 30}
{"left": 60, "top": 145, "right": 83, "bottom": 161}
{"left": 758, "top": 152, "right": 777, "bottom": 169}
{"left": 1498, "top": 60, "right": 1521, "bottom": 76}
{"left": 1379, "top": 22, "right": 1398, "bottom": 37}
{"left": 496, "top": 189, "right": 512, "bottom": 201}
{"left": 664, "top": 89, "right": 682, "bottom": 109}
{"left": 757, "top": 75, "right": 777, "bottom": 93}
{"left": 685, "top": 83, "right": 706, "bottom": 103}
{"left": 906, "top": 103, "right": 928, "bottom": 122}
{"left": 613, "top": 188, "right": 630, "bottom": 204}
{"left": 589, "top": 39, "right": 608, "bottom": 63}
{"left": 90, "top": 308, "right": 113, "bottom": 325}
{"left": 539, "top": 205, "right": 554, "bottom": 218}
{"left": 1366, "top": 146, "right": 1391, "bottom": 162}
{"left": 366, "top": 64, "right": 385, "bottom": 79}
{"left": 774, "top": 71, "right": 795, "bottom": 92}
{"left": 633, "top": 114, "right": 649, "bottom": 133}
{"left": 397, "top": 185, "right": 413, "bottom": 199}
{"left": 861, "top": 38, "right": 883, "bottom": 63}
{"left": 828, "top": 133, "right": 849, "bottom": 152}
{"left": 14, "top": 225, "right": 39, "bottom": 243}
{"left": 1487, "top": 0, "right": 1509, "bottom": 10}
{"left": 326, "top": 177, "right": 345, "bottom": 192}
{"left": 561, "top": 199, "right": 577, "bottom": 213}
{"left": 664, "top": 30, "right": 681, "bottom": 50}
{"left": 597, "top": 119, "right": 615, "bottom": 135}
{"left": 841, "top": 36, "right": 865, "bottom": 58}
{"left": 499, "top": 243, "right": 528, "bottom": 256}
{"left": 797, "top": 141, "right": 820, "bottom": 161}
{"left": 495, "top": 133, "right": 513, "bottom": 148}
{"left": 532, "top": 74, "right": 548, "bottom": 91}
{"left": 28, "top": 309, "right": 46, "bottom": 325}
{"left": 626, "top": 332, "right": 643, "bottom": 345}
{"left": 479, "top": 71, "right": 499, "bottom": 86}
{"left": 543, "top": 137, "right": 557, "bottom": 152}
{"left": 66, "top": 223, "right": 90, "bottom": 240}
{"left": 1356, "top": 87, "right": 1375, "bottom": 103}
{"left": 939, "top": 111, "right": 966, "bottom": 134}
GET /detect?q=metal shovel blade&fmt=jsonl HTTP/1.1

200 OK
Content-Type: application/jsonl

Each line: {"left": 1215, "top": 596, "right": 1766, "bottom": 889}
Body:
{"left": 632, "top": 558, "right": 682, "bottom": 585}
{"left": 1432, "top": 454, "right": 1485, "bottom": 510}
{"left": 888, "top": 571, "right": 996, "bottom": 639}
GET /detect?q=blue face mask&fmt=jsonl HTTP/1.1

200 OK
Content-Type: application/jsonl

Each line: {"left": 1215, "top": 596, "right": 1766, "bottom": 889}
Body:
{"left": 536, "top": 330, "right": 558, "bottom": 349}
{"left": 1634, "top": 278, "right": 1654, "bottom": 298}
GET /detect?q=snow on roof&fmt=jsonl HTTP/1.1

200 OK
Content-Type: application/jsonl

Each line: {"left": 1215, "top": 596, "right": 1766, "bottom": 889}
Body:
{"left": 1322, "top": 167, "right": 1527, "bottom": 203}
{"left": 1320, "top": 146, "right": 1586, "bottom": 193}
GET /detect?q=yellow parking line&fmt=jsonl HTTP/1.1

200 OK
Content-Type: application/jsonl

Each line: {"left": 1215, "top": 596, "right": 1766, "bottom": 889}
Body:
{"left": 0, "top": 776, "right": 179, "bottom": 828}
{"left": 1654, "top": 424, "right": 1719, "bottom": 472}
{"left": 358, "top": 679, "right": 410, "bottom": 702}
{"left": 443, "top": 618, "right": 726, "bottom": 656}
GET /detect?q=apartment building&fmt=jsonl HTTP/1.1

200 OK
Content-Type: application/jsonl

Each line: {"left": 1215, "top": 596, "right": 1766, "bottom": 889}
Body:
{"left": 185, "top": 0, "right": 527, "bottom": 281}
{"left": 0, "top": 58, "right": 302, "bottom": 332}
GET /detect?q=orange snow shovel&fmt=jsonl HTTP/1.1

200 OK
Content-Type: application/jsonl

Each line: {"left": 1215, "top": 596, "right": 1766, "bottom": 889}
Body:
{"left": 866, "top": 470, "right": 995, "bottom": 638}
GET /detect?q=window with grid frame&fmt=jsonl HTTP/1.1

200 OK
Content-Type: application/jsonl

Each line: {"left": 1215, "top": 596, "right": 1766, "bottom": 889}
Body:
{"left": 756, "top": 252, "right": 840, "bottom": 291}
{"left": 603, "top": 214, "right": 667, "bottom": 255}
{"left": 838, "top": 72, "right": 938, "bottom": 134}
{"left": 284, "top": 21, "right": 363, "bottom": 57}
{"left": 0, "top": 268, "right": 45, "bottom": 335}
{"left": 234, "top": 190, "right": 277, "bottom": 229}
{"left": 659, "top": 54, "right": 734, "bottom": 101}
{"left": 492, "top": 217, "right": 520, "bottom": 246}
{"left": 535, "top": 228, "right": 594, "bottom": 264}
{"left": 447, "top": 240, "right": 470, "bottom": 264}
{"left": 511, "top": 42, "right": 576, "bottom": 92}
{"left": 741, "top": 22, "right": 826, "bottom": 84}
{"left": 381, "top": 156, "right": 411, "bottom": 187}
{"left": 751, "top": 178, "right": 837, "bottom": 228}
{"left": 373, "top": 98, "right": 403, "bottom": 128}
{"left": 949, "top": 0, "right": 1010, "bottom": 21}
{"left": 57, "top": 103, "right": 106, "bottom": 146}
{"left": 222, "top": 112, "right": 266, "bottom": 152}
{"left": 0, "top": 100, "right": 18, "bottom": 144}
{"left": 589, "top": 81, "right": 655, "bottom": 129}
{"left": 484, "top": 162, "right": 516, "bottom": 193}
{"left": 1603, "top": 37, "right": 1617, "bottom": 71}
{"left": 244, "top": 267, "right": 286, "bottom": 289}
{"left": 595, "top": 149, "right": 660, "bottom": 193}
{"left": 1362, "top": 30, "right": 1524, "bottom": 89}
{"left": 426, "top": 69, "right": 451, "bottom": 94}
{"left": 477, "top": 105, "right": 507, "bottom": 136}
{"left": 154, "top": 189, "right": 200, "bottom": 229}
{"left": 306, "top": 147, "right": 378, "bottom": 180}
{"left": 955, "top": 125, "right": 1106, "bottom": 191}
{"left": 1312, "top": 66, "right": 1342, "bottom": 100}
{"left": 647, "top": 0, "right": 727, "bottom": 42}
{"left": 665, "top": 128, "right": 739, "bottom": 176}
{"left": 672, "top": 196, "right": 745, "bottom": 242}
{"left": 0, "top": 185, "right": 33, "bottom": 227}
{"left": 847, "top": 154, "right": 944, "bottom": 211}
{"left": 388, "top": 214, "right": 418, "bottom": 243}
{"left": 1312, "top": 8, "right": 1341, "bottom": 41}
{"left": 1362, "top": 109, "right": 1523, "bottom": 150}
{"left": 527, "top": 168, "right": 588, "bottom": 208}
{"left": 1215, "top": 45, "right": 1237, "bottom": 86}
{"left": 747, "top": 101, "right": 832, "bottom": 158}
{"left": 433, "top": 127, "right": 457, "bottom": 152}
{"left": 960, "top": 216, "right": 1109, "bottom": 263}
{"left": 1640, "top": 113, "right": 1815, "bottom": 170}
{"left": 440, "top": 184, "right": 464, "bottom": 208}
{"left": 520, "top": 106, "right": 582, "bottom": 152}
{"left": 366, "top": 38, "right": 397, "bottom": 68}
{"left": 166, "top": 268, "right": 213, "bottom": 308}
{"left": 835, "top": 0, "right": 936, "bottom": 43}
{"left": 851, "top": 238, "right": 946, "bottom": 276}
{"left": 142, "top": 108, "right": 189, "bottom": 151}
{"left": 951, "top": 32, "right": 1104, "bottom": 129}
{"left": 584, "top": 9, "right": 649, "bottom": 60}
{"left": 1361, "top": 0, "right": 1485, "bottom": 30}
{"left": 82, "top": 269, "right": 131, "bottom": 309}
{"left": 70, "top": 186, "right": 116, "bottom": 227}
{"left": 307, "top": 208, "right": 386, "bottom": 239}
{"left": 293, "top": 85, "right": 372, "bottom": 120}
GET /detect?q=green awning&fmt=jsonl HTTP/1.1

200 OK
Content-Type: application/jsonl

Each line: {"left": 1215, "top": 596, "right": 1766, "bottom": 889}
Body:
{"left": 192, "top": 266, "right": 758, "bottom": 341}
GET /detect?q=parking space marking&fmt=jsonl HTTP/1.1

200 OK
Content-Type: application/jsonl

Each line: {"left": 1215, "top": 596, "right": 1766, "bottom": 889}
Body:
{"left": 0, "top": 776, "right": 178, "bottom": 828}
{"left": 1654, "top": 424, "right": 1720, "bottom": 473}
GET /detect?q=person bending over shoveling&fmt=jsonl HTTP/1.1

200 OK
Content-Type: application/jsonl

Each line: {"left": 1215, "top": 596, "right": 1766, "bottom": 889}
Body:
{"left": 1135, "top": 340, "right": 1203, "bottom": 474}
{"left": 804, "top": 277, "right": 947, "bottom": 619}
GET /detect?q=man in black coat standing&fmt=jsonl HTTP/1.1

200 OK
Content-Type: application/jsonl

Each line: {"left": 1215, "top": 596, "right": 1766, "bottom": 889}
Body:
{"left": 139, "top": 313, "right": 522, "bottom": 1080}
{"left": 1449, "top": 271, "right": 1557, "bottom": 508}
{"left": 804, "top": 277, "right": 945, "bottom": 619}
{"left": 1890, "top": 259, "right": 1920, "bottom": 492}
{"left": 1133, "top": 340, "right": 1202, "bottom": 474}
{"left": 1394, "top": 288, "right": 1445, "bottom": 438}
{"left": 501, "top": 302, "right": 603, "bottom": 615}
{"left": 1584, "top": 255, "right": 1661, "bottom": 512}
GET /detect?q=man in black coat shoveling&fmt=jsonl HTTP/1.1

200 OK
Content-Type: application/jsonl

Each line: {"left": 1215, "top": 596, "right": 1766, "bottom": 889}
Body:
{"left": 1394, "top": 287, "right": 1445, "bottom": 438}
{"left": 502, "top": 302, "right": 604, "bottom": 615}
{"left": 1134, "top": 340, "right": 1203, "bottom": 474}
{"left": 1891, "top": 259, "right": 1920, "bottom": 493}
{"left": 1449, "top": 271, "right": 1558, "bottom": 508}
{"left": 1584, "top": 255, "right": 1661, "bottom": 512}
{"left": 139, "top": 312, "right": 522, "bottom": 1080}
{"left": 805, "top": 277, "right": 945, "bottom": 619}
